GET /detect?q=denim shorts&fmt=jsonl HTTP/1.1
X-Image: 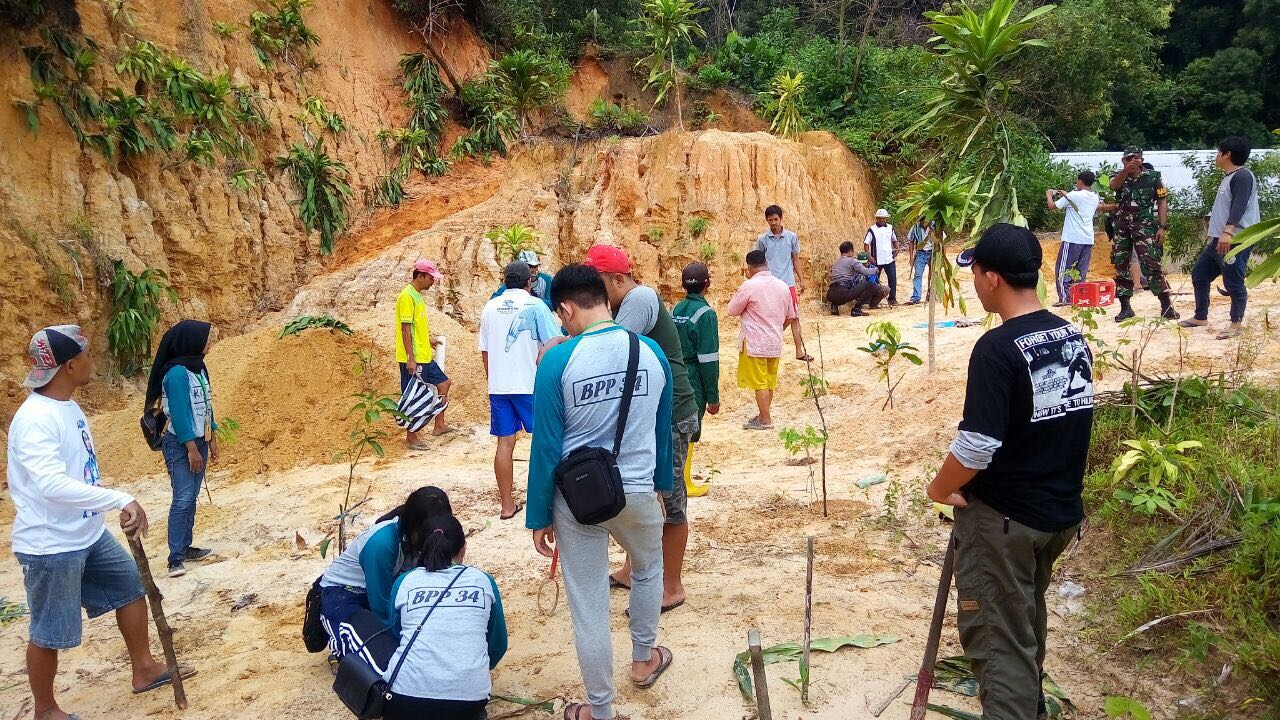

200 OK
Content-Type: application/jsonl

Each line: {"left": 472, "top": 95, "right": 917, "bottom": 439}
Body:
{"left": 14, "top": 530, "right": 145, "bottom": 649}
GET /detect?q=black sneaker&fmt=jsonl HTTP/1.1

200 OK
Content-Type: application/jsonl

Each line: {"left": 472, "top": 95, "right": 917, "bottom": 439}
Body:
{"left": 852, "top": 308, "right": 868, "bottom": 317}
{"left": 185, "top": 547, "right": 212, "bottom": 562}
{"left": 167, "top": 562, "right": 186, "bottom": 578}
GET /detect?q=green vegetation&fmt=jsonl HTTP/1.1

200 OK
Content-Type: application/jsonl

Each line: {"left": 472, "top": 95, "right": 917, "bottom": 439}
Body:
{"left": 767, "top": 70, "right": 805, "bottom": 140}
{"left": 278, "top": 314, "right": 354, "bottom": 338}
{"left": 698, "top": 242, "right": 715, "bottom": 262}
{"left": 489, "top": 49, "right": 571, "bottom": 136}
{"left": 485, "top": 224, "right": 542, "bottom": 262}
{"left": 0, "top": 596, "right": 30, "bottom": 626}
{"left": 107, "top": 263, "right": 177, "bottom": 376}
{"left": 212, "top": 20, "right": 239, "bottom": 37}
{"left": 1111, "top": 439, "right": 1202, "bottom": 517}
{"left": 636, "top": 0, "right": 706, "bottom": 130}
{"left": 276, "top": 142, "right": 353, "bottom": 255}
{"left": 859, "top": 321, "right": 922, "bottom": 409}
{"left": 18, "top": 223, "right": 77, "bottom": 311}
{"left": 248, "top": 0, "right": 320, "bottom": 69}
{"left": 325, "top": 390, "right": 405, "bottom": 555}
{"left": 686, "top": 215, "right": 709, "bottom": 238}
{"left": 300, "top": 96, "right": 346, "bottom": 134}
{"left": 1085, "top": 376, "right": 1280, "bottom": 706}
{"left": 214, "top": 417, "right": 241, "bottom": 446}
{"left": 581, "top": 98, "right": 651, "bottom": 136}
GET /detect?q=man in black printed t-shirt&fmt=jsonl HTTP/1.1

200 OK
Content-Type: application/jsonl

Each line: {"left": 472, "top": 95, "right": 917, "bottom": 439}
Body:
{"left": 927, "top": 223, "right": 1094, "bottom": 720}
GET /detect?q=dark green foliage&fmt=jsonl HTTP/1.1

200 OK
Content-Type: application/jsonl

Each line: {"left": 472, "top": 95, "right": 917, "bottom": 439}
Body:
{"left": 1173, "top": 48, "right": 1271, "bottom": 146}
{"left": 107, "top": 262, "right": 177, "bottom": 376}
{"left": 248, "top": 0, "right": 320, "bottom": 69}
{"left": 279, "top": 314, "right": 353, "bottom": 338}
{"left": 461, "top": 0, "right": 644, "bottom": 59}
{"left": 578, "top": 98, "right": 651, "bottom": 136}
{"left": 276, "top": 142, "right": 352, "bottom": 254}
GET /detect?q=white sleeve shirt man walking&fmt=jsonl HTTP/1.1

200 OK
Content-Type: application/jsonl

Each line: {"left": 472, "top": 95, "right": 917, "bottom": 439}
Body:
{"left": 864, "top": 209, "right": 900, "bottom": 304}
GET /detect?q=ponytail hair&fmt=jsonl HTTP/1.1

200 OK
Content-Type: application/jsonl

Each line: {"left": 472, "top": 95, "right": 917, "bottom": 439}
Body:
{"left": 416, "top": 514, "right": 465, "bottom": 572}
{"left": 386, "top": 486, "right": 453, "bottom": 558}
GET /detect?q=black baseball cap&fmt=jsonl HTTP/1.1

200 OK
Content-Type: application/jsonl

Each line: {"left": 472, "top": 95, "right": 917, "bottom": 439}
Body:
{"left": 681, "top": 262, "right": 711, "bottom": 290}
{"left": 956, "top": 223, "right": 1041, "bottom": 282}
{"left": 504, "top": 261, "right": 532, "bottom": 287}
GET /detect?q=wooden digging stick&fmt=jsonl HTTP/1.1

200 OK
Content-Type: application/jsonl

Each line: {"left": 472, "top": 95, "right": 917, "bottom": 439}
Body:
{"left": 748, "top": 629, "right": 773, "bottom": 720}
{"left": 908, "top": 531, "right": 956, "bottom": 720}
{"left": 126, "top": 533, "right": 188, "bottom": 709}
{"left": 801, "top": 535, "right": 814, "bottom": 705}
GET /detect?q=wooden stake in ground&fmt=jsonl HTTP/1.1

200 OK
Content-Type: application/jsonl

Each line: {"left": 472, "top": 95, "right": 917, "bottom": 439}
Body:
{"left": 126, "top": 533, "right": 188, "bottom": 710}
{"left": 801, "top": 535, "right": 815, "bottom": 705}
{"left": 909, "top": 531, "right": 956, "bottom": 720}
{"left": 747, "top": 628, "right": 773, "bottom": 720}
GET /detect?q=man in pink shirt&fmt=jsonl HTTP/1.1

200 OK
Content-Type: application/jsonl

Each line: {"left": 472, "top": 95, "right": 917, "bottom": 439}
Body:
{"left": 727, "top": 250, "right": 798, "bottom": 430}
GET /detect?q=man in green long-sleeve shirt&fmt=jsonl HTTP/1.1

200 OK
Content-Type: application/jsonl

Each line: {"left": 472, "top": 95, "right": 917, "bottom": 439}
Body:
{"left": 672, "top": 263, "right": 719, "bottom": 498}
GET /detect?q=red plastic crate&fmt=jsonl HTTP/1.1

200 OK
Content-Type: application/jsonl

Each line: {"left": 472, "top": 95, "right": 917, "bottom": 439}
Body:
{"left": 1070, "top": 280, "right": 1115, "bottom": 307}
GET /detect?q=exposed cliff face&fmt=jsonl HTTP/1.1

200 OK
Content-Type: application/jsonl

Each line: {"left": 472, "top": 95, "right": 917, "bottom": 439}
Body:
{"left": 0, "top": 1, "right": 490, "bottom": 421}
{"left": 282, "top": 129, "right": 878, "bottom": 329}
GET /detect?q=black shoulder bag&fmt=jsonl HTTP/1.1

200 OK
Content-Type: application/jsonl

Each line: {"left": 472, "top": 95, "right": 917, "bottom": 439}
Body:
{"left": 333, "top": 566, "right": 467, "bottom": 719}
{"left": 553, "top": 330, "right": 639, "bottom": 525}
{"left": 140, "top": 406, "right": 166, "bottom": 451}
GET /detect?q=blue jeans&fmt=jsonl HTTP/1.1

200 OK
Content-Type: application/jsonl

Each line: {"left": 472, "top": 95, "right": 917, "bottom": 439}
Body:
{"left": 1191, "top": 239, "right": 1252, "bottom": 323}
{"left": 911, "top": 250, "right": 932, "bottom": 302}
{"left": 14, "top": 531, "right": 145, "bottom": 649}
{"left": 162, "top": 433, "right": 208, "bottom": 565}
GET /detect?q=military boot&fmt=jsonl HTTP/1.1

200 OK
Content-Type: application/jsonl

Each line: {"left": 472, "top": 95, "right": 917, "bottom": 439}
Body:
{"left": 1114, "top": 295, "right": 1135, "bottom": 322}
{"left": 1159, "top": 292, "right": 1179, "bottom": 320}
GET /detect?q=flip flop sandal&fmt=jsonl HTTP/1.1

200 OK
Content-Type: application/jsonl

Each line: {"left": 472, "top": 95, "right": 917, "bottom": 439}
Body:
{"left": 405, "top": 442, "right": 430, "bottom": 451}
{"left": 624, "top": 600, "right": 684, "bottom": 619}
{"left": 742, "top": 418, "right": 774, "bottom": 431}
{"left": 133, "top": 667, "right": 198, "bottom": 694}
{"left": 499, "top": 502, "right": 525, "bottom": 521}
{"left": 632, "top": 646, "right": 673, "bottom": 689}
{"left": 798, "top": 354, "right": 815, "bottom": 362}
{"left": 563, "top": 702, "right": 592, "bottom": 720}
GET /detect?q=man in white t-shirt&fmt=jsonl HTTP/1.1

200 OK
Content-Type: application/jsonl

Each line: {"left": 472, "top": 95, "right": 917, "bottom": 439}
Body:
{"left": 479, "top": 261, "right": 561, "bottom": 520}
{"left": 1046, "top": 171, "right": 1102, "bottom": 306}
{"left": 8, "top": 325, "right": 194, "bottom": 720}
{"left": 864, "top": 208, "right": 901, "bottom": 305}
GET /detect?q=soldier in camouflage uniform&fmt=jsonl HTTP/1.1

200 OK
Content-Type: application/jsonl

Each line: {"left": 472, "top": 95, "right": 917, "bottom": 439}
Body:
{"left": 1108, "top": 146, "right": 1178, "bottom": 321}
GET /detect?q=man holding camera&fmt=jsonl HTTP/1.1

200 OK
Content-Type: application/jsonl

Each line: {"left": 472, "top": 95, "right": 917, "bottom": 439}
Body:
{"left": 1109, "top": 146, "right": 1178, "bottom": 321}
{"left": 1045, "top": 171, "right": 1101, "bottom": 307}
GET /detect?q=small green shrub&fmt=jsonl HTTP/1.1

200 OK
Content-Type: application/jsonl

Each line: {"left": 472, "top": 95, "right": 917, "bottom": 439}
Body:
{"left": 107, "top": 262, "right": 177, "bottom": 376}
{"left": 769, "top": 70, "right": 806, "bottom": 140}
{"left": 485, "top": 224, "right": 542, "bottom": 262}
{"left": 583, "top": 98, "right": 651, "bottom": 135}
{"left": 489, "top": 49, "right": 571, "bottom": 134}
{"left": 689, "top": 64, "right": 732, "bottom": 91}
{"left": 18, "top": 224, "right": 76, "bottom": 310}
{"left": 276, "top": 141, "right": 352, "bottom": 254}
{"left": 212, "top": 20, "right": 239, "bottom": 37}
{"left": 698, "top": 242, "right": 716, "bottom": 262}
{"left": 301, "top": 95, "right": 346, "bottom": 133}
{"left": 279, "top": 314, "right": 353, "bottom": 338}
{"left": 687, "top": 216, "right": 710, "bottom": 238}
{"left": 859, "top": 321, "right": 922, "bottom": 409}
{"left": 1111, "top": 439, "right": 1201, "bottom": 517}
{"left": 248, "top": 0, "right": 320, "bottom": 69}
{"left": 214, "top": 417, "right": 241, "bottom": 445}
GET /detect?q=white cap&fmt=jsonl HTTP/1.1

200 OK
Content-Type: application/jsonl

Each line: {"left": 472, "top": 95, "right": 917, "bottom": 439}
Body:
{"left": 875, "top": 209, "right": 890, "bottom": 218}
{"left": 517, "top": 250, "right": 541, "bottom": 266}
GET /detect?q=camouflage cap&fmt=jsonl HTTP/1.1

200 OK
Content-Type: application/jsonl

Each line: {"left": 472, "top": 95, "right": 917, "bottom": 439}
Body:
{"left": 1122, "top": 145, "right": 1143, "bottom": 159}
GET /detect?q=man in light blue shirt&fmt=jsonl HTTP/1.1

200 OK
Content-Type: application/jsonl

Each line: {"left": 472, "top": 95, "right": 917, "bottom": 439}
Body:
{"left": 754, "top": 205, "right": 811, "bottom": 361}
{"left": 527, "top": 264, "right": 675, "bottom": 720}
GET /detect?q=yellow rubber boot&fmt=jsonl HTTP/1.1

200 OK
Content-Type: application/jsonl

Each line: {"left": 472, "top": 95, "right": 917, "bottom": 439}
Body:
{"left": 685, "top": 441, "right": 710, "bottom": 497}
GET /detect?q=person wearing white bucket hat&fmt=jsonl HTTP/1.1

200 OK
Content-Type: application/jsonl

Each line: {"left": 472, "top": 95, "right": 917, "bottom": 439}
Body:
{"left": 491, "top": 250, "right": 555, "bottom": 310}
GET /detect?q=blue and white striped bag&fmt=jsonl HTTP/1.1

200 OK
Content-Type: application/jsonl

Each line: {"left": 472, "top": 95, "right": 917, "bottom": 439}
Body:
{"left": 396, "top": 378, "right": 448, "bottom": 433}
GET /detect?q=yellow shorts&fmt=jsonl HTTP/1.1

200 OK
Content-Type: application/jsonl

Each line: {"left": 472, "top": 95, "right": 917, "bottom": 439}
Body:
{"left": 737, "top": 351, "right": 780, "bottom": 390}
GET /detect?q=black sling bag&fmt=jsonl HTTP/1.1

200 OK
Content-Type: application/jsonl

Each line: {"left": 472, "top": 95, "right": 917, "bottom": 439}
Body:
{"left": 553, "top": 330, "right": 639, "bottom": 525}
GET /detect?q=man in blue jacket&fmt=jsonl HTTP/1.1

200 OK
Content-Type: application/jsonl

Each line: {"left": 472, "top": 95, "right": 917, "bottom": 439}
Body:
{"left": 527, "top": 264, "right": 675, "bottom": 720}
{"left": 490, "top": 250, "right": 554, "bottom": 309}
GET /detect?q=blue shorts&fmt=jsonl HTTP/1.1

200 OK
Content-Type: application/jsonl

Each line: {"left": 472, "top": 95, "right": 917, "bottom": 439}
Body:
{"left": 14, "top": 531, "right": 145, "bottom": 649}
{"left": 399, "top": 361, "right": 448, "bottom": 392}
{"left": 489, "top": 394, "right": 534, "bottom": 437}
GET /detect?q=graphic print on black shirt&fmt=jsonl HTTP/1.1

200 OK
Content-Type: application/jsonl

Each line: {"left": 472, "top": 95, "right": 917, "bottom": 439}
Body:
{"left": 1014, "top": 326, "right": 1094, "bottom": 421}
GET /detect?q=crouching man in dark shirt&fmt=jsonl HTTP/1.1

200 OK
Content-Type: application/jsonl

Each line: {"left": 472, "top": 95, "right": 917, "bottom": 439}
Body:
{"left": 927, "top": 223, "right": 1094, "bottom": 720}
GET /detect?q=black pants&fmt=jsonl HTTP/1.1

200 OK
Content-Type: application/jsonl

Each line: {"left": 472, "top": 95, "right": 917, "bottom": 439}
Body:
{"left": 384, "top": 695, "right": 488, "bottom": 720}
{"left": 827, "top": 281, "right": 887, "bottom": 312}
{"left": 878, "top": 262, "right": 898, "bottom": 302}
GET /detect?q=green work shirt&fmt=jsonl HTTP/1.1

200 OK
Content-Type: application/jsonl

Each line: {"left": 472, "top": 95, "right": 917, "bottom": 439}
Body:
{"left": 672, "top": 294, "right": 720, "bottom": 408}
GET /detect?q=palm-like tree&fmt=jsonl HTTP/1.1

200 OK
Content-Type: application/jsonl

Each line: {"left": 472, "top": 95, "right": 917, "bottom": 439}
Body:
{"left": 770, "top": 71, "right": 806, "bottom": 140}
{"left": 637, "top": 0, "right": 707, "bottom": 131}
{"left": 491, "top": 50, "right": 569, "bottom": 137}
{"left": 898, "top": 174, "right": 976, "bottom": 373}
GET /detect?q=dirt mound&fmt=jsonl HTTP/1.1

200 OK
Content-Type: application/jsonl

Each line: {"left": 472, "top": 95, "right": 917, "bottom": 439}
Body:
{"left": 92, "top": 321, "right": 486, "bottom": 483}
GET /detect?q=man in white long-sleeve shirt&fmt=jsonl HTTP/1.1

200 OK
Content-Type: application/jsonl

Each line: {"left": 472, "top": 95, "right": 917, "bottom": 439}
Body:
{"left": 8, "top": 325, "right": 194, "bottom": 720}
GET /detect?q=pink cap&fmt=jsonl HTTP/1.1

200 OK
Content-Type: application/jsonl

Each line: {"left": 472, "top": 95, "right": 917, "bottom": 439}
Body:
{"left": 583, "top": 245, "right": 632, "bottom": 274}
{"left": 413, "top": 258, "right": 443, "bottom": 280}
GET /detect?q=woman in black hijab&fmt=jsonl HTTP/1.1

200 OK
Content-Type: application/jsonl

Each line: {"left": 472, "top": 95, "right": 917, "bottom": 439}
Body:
{"left": 147, "top": 320, "right": 218, "bottom": 578}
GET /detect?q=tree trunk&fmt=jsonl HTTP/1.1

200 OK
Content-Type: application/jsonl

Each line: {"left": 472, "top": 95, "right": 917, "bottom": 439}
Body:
{"left": 671, "top": 48, "right": 684, "bottom": 131}
{"left": 927, "top": 246, "right": 937, "bottom": 374}
{"left": 836, "top": 0, "right": 848, "bottom": 70}
{"left": 423, "top": 33, "right": 462, "bottom": 93}
{"left": 850, "top": 0, "right": 881, "bottom": 98}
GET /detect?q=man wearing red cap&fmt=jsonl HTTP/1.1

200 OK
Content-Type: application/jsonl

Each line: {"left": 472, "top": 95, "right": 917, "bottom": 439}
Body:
{"left": 396, "top": 259, "right": 453, "bottom": 448}
{"left": 584, "top": 245, "right": 697, "bottom": 612}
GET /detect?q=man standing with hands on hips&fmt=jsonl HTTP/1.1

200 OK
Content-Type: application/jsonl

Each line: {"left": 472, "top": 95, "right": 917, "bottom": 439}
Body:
{"left": 1109, "top": 146, "right": 1177, "bottom": 321}
{"left": 928, "top": 225, "right": 1094, "bottom": 720}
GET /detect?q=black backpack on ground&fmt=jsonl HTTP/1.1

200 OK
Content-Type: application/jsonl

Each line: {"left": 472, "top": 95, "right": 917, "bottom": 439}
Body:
{"left": 553, "top": 330, "right": 639, "bottom": 525}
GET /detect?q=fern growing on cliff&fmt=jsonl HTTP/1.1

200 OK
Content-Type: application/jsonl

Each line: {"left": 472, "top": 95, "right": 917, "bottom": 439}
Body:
{"left": 277, "top": 141, "right": 353, "bottom": 254}
{"left": 248, "top": 0, "right": 320, "bottom": 70}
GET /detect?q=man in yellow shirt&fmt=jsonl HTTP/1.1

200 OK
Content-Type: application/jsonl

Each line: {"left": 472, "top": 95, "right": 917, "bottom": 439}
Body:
{"left": 396, "top": 259, "right": 453, "bottom": 448}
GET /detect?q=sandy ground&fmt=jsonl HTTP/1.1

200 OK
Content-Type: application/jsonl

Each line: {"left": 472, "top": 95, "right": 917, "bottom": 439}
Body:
{"left": 2, "top": 268, "right": 1278, "bottom": 720}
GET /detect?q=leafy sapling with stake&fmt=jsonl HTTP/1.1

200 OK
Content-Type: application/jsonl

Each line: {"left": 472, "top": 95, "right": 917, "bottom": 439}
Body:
{"left": 859, "top": 321, "right": 922, "bottom": 409}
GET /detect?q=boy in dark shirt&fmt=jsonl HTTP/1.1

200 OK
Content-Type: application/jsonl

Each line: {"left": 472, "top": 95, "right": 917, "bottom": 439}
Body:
{"left": 928, "top": 223, "right": 1094, "bottom": 720}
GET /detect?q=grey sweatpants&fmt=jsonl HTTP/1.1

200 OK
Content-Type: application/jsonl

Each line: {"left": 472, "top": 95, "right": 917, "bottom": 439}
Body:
{"left": 954, "top": 498, "right": 1078, "bottom": 720}
{"left": 554, "top": 491, "right": 664, "bottom": 719}
{"left": 1054, "top": 241, "right": 1093, "bottom": 303}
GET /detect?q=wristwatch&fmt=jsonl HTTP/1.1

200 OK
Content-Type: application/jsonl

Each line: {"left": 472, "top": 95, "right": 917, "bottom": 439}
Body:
{"left": 1158, "top": 223, "right": 1168, "bottom": 229}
